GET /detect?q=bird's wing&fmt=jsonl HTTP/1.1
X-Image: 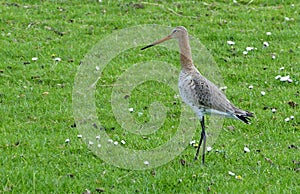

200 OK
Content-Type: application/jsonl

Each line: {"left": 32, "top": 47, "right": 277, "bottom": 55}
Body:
{"left": 191, "top": 75, "right": 235, "bottom": 114}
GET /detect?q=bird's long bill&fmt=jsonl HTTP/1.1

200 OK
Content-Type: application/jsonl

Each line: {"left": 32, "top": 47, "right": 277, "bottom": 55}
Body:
{"left": 141, "top": 35, "right": 172, "bottom": 50}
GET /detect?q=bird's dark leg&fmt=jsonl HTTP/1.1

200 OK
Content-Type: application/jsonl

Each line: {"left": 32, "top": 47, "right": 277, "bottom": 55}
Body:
{"left": 201, "top": 118, "right": 206, "bottom": 165}
{"left": 194, "top": 116, "right": 206, "bottom": 164}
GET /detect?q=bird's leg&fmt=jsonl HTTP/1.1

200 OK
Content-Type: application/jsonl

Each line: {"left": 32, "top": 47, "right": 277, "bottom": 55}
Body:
{"left": 194, "top": 116, "right": 206, "bottom": 164}
{"left": 201, "top": 118, "right": 206, "bottom": 165}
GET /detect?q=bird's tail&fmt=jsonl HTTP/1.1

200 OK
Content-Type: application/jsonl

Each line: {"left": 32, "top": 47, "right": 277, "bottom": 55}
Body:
{"left": 234, "top": 109, "right": 253, "bottom": 124}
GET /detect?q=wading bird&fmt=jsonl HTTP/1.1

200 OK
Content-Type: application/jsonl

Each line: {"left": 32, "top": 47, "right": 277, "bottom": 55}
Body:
{"left": 141, "top": 26, "right": 253, "bottom": 164}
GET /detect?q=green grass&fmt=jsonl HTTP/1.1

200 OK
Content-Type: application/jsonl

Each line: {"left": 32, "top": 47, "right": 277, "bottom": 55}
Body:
{"left": 1, "top": 0, "right": 299, "bottom": 193}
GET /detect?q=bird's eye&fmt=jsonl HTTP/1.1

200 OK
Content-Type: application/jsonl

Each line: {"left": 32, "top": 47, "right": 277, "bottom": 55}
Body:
{"left": 172, "top": 29, "right": 177, "bottom": 33}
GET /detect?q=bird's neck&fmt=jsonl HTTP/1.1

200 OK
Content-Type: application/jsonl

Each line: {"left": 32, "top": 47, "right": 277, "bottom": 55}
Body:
{"left": 179, "top": 35, "right": 194, "bottom": 71}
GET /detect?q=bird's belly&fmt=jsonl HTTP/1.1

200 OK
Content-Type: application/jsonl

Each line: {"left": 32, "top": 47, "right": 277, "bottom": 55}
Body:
{"left": 187, "top": 104, "right": 234, "bottom": 119}
{"left": 178, "top": 81, "right": 203, "bottom": 117}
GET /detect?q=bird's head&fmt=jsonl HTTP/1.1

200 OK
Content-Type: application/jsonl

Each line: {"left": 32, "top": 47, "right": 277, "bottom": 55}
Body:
{"left": 141, "top": 26, "right": 188, "bottom": 50}
{"left": 170, "top": 26, "right": 188, "bottom": 39}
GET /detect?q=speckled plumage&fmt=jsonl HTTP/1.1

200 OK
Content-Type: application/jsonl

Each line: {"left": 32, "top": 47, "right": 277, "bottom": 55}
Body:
{"left": 179, "top": 66, "right": 252, "bottom": 122}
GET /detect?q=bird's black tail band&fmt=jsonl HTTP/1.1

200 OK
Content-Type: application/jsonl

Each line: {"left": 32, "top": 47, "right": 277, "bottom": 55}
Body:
{"left": 236, "top": 111, "right": 253, "bottom": 124}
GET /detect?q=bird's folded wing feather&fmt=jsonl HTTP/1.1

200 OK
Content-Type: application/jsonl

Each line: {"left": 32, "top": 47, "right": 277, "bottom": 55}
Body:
{"left": 190, "top": 75, "right": 235, "bottom": 114}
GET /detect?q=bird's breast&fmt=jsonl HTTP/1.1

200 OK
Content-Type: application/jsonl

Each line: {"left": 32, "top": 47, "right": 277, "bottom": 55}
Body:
{"left": 178, "top": 72, "right": 197, "bottom": 106}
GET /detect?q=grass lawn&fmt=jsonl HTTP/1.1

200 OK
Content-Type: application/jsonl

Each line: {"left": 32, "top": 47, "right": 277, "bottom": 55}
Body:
{"left": 1, "top": 0, "right": 299, "bottom": 193}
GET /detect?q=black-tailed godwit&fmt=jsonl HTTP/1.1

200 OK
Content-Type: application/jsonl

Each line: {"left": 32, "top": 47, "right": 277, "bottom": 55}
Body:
{"left": 141, "top": 26, "right": 253, "bottom": 164}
